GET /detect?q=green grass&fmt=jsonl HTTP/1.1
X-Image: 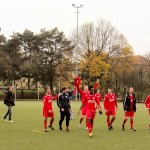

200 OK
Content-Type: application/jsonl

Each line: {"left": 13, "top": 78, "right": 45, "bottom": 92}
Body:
{"left": 0, "top": 101, "right": 150, "bottom": 150}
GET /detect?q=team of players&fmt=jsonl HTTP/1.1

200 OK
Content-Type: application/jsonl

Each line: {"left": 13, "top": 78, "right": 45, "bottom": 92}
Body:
{"left": 42, "top": 76, "right": 150, "bottom": 137}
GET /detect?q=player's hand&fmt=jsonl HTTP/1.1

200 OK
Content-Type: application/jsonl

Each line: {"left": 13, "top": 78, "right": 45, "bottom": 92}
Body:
{"left": 61, "top": 108, "right": 64, "bottom": 112}
{"left": 105, "top": 110, "right": 108, "bottom": 112}
{"left": 116, "top": 107, "right": 118, "bottom": 111}
{"left": 48, "top": 110, "right": 52, "bottom": 113}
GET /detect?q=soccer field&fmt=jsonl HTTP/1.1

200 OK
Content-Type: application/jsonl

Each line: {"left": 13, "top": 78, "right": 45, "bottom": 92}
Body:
{"left": 0, "top": 101, "right": 150, "bottom": 150}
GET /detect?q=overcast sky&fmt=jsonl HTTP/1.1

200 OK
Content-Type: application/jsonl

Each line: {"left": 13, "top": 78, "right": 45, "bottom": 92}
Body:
{"left": 0, "top": 0, "right": 150, "bottom": 55}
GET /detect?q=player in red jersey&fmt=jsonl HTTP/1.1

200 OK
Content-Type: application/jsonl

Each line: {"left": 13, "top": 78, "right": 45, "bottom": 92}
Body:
{"left": 145, "top": 94, "right": 150, "bottom": 129}
{"left": 75, "top": 77, "right": 99, "bottom": 128}
{"left": 81, "top": 88, "right": 102, "bottom": 137}
{"left": 104, "top": 89, "right": 118, "bottom": 130}
{"left": 43, "top": 88, "right": 58, "bottom": 132}
{"left": 122, "top": 87, "right": 136, "bottom": 131}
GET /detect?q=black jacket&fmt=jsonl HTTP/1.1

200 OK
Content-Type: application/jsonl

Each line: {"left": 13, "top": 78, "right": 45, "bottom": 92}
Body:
{"left": 57, "top": 93, "right": 71, "bottom": 111}
{"left": 4, "top": 91, "right": 15, "bottom": 107}
{"left": 123, "top": 93, "right": 136, "bottom": 112}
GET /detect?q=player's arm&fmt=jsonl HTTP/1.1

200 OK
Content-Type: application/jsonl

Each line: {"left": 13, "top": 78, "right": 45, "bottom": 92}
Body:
{"left": 93, "top": 79, "right": 99, "bottom": 90}
{"left": 57, "top": 96, "right": 61, "bottom": 108}
{"left": 123, "top": 95, "right": 127, "bottom": 111}
{"left": 78, "top": 104, "right": 84, "bottom": 115}
{"left": 52, "top": 94, "right": 58, "bottom": 100}
{"left": 96, "top": 97, "right": 102, "bottom": 114}
{"left": 115, "top": 95, "right": 118, "bottom": 110}
{"left": 78, "top": 96, "right": 86, "bottom": 115}
{"left": 76, "top": 83, "right": 83, "bottom": 95}
{"left": 103, "top": 96, "right": 108, "bottom": 111}
{"left": 145, "top": 96, "right": 150, "bottom": 109}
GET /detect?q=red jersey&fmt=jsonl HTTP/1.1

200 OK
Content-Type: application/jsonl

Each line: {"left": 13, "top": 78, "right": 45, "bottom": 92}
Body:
{"left": 104, "top": 93, "right": 117, "bottom": 111}
{"left": 76, "top": 82, "right": 98, "bottom": 103}
{"left": 130, "top": 95, "right": 134, "bottom": 111}
{"left": 83, "top": 94, "right": 100, "bottom": 111}
{"left": 43, "top": 94, "right": 58, "bottom": 110}
{"left": 95, "top": 93, "right": 102, "bottom": 102}
{"left": 145, "top": 95, "right": 150, "bottom": 109}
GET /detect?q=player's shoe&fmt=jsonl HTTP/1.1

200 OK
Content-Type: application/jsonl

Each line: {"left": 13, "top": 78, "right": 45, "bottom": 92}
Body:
{"left": 3, "top": 118, "right": 8, "bottom": 122}
{"left": 89, "top": 132, "right": 93, "bottom": 138}
{"left": 9, "top": 120, "right": 14, "bottom": 123}
{"left": 66, "top": 128, "right": 70, "bottom": 132}
{"left": 122, "top": 125, "right": 125, "bottom": 130}
{"left": 130, "top": 128, "right": 136, "bottom": 132}
{"left": 109, "top": 126, "right": 113, "bottom": 130}
{"left": 48, "top": 126, "right": 55, "bottom": 130}
{"left": 45, "top": 129, "right": 48, "bottom": 132}
{"left": 78, "top": 123, "right": 81, "bottom": 128}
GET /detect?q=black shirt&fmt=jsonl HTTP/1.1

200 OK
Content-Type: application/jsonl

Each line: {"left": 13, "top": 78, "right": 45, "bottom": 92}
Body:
{"left": 57, "top": 93, "right": 71, "bottom": 111}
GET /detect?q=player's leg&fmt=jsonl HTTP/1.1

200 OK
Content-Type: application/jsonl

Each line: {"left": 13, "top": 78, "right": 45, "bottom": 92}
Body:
{"left": 109, "top": 111, "right": 116, "bottom": 130}
{"left": 43, "top": 109, "right": 49, "bottom": 132}
{"left": 91, "top": 111, "right": 96, "bottom": 132}
{"left": 48, "top": 111, "right": 55, "bottom": 130}
{"left": 66, "top": 111, "right": 71, "bottom": 132}
{"left": 78, "top": 106, "right": 86, "bottom": 128}
{"left": 59, "top": 111, "right": 65, "bottom": 130}
{"left": 8, "top": 106, "right": 13, "bottom": 122}
{"left": 86, "top": 110, "right": 93, "bottom": 137}
{"left": 3, "top": 107, "right": 9, "bottom": 121}
{"left": 106, "top": 111, "right": 111, "bottom": 130}
{"left": 44, "top": 117, "right": 48, "bottom": 132}
{"left": 122, "top": 111, "right": 130, "bottom": 130}
{"left": 130, "top": 112, "right": 136, "bottom": 131}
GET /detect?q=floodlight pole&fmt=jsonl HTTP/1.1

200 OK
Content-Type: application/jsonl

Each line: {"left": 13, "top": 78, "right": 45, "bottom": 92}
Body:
{"left": 72, "top": 4, "right": 83, "bottom": 101}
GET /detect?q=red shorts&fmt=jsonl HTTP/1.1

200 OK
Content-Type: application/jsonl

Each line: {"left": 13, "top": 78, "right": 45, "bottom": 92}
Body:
{"left": 125, "top": 111, "right": 134, "bottom": 117}
{"left": 43, "top": 109, "right": 54, "bottom": 118}
{"left": 106, "top": 110, "right": 116, "bottom": 116}
{"left": 86, "top": 109, "right": 96, "bottom": 120}
{"left": 82, "top": 106, "right": 87, "bottom": 116}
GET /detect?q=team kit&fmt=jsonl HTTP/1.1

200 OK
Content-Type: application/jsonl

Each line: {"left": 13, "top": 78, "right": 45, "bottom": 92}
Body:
{"left": 42, "top": 76, "right": 150, "bottom": 137}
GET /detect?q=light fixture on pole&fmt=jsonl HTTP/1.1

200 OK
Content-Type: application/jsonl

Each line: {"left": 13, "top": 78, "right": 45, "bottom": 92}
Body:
{"left": 72, "top": 4, "right": 83, "bottom": 101}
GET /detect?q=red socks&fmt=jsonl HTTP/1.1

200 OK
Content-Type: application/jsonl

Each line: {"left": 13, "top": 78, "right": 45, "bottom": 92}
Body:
{"left": 130, "top": 118, "right": 133, "bottom": 129}
{"left": 122, "top": 118, "right": 128, "bottom": 126}
{"left": 50, "top": 118, "right": 54, "bottom": 127}
{"left": 107, "top": 117, "right": 111, "bottom": 127}
{"left": 87, "top": 120, "right": 92, "bottom": 133}
{"left": 44, "top": 119, "right": 47, "bottom": 129}
{"left": 110, "top": 117, "right": 115, "bottom": 126}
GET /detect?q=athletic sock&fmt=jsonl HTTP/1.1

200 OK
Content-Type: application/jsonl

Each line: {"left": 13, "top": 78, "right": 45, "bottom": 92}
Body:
{"left": 44, "top": 119, "right": 47, "bottom": 129}
{"left": 50, "top": 118, "right": 54, "bottom": 127}
{"left": 122, "top": 118, "right": 127, "bottom": 126}
{"left": 86, "top": 118, "right": 88, "bottom": 128}
{"left": 87, "top": 120, "right": 92, "bottom": 133}
{"left": 130, "top": 118, "right": 133, "bottom": 129}
{"left": 107, "top": 117, "right": 111, "bottom": 127}
{"left": 110, "top": 117, "right": 115, "bottom": 126}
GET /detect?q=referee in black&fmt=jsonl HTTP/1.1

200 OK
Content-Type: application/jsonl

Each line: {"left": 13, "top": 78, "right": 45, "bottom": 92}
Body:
{"left": 57, "top": 87, "right": 71, "bottom": 132}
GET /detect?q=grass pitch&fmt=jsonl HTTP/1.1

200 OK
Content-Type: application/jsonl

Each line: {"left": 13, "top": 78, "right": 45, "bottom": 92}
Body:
{"left": 0, "top": 100, "right": 150, "bottom": 150}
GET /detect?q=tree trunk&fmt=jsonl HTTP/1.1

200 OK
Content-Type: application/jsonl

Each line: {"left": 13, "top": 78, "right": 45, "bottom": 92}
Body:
{"left": 50, "top": 79, "right": 53, "bottom": 93}
{"left": 28, "top": 76, "right": 30, "bottom": 89}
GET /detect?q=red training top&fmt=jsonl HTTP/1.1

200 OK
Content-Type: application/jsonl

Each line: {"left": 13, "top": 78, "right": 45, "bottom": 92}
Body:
{"left": 104, "top": 93, "right": 117, "bottom": 111}
{"left": 43, "top": 94, "right": 58, "bottom": 111}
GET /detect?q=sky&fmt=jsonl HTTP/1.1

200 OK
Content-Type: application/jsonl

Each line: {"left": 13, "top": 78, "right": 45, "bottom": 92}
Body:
{"left": 0, "top": 0, "right": 150, "bottom": 55}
